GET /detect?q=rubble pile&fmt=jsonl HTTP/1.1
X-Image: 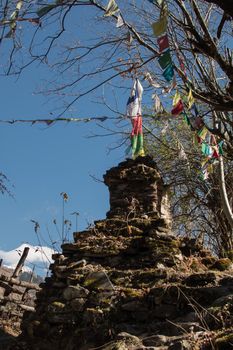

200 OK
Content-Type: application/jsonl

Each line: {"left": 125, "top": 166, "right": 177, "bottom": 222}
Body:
{"left": 12, "top": 157, "right": 233, "bottom": 349}
{"left": 0, "top": 266, "right": 40, "bottom": 348}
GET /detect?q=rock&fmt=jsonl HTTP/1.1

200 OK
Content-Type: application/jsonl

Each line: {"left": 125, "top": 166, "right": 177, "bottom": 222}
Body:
{"left": 70, "top": 297, "right": 86, "bottom": 311}
{"left": 183, "top": 272, "right": 216, "bottom": 287}
{"left": 84, "top": 271, "right": 114, "bottom": 290}
{"left": 13, "top": 157, "right": 233, "bottom": 350}
{"left": 212, "top": 294, "right": 233, "bottom": 307}
{"left": 210, "top": 258, "right": 232, "bottom": 271}
{"left": 63, "top": 285, "right": 89, "bottom": 300}
{"left": 143, "top": 334, "right": 168, "bottom": 346}
{"left": 116, "top": 332, "right": 142, "bottom": 347}
{"left": 168, "top": 340, "right": 192, "bottom": 350}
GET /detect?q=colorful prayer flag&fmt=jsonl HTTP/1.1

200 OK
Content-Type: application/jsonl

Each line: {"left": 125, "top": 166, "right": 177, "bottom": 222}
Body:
{"left": 104, "top": 0, "right": 119, "bottom": 17}
{"left": 158, "top": 50, "right": 172, "bottom": 69}
{"left": 157, "top": 34, "right": 169, "bottom": 52}
{"left": 162, "top": 64, "right": 174, "bottom": 81}
{"left": 171, "top": 91, "right": 183, "bottom": 115}
{"left": 126, "top": 79, "right": 143, "bottom": 117}
{"left": 152, "top": 16, "right": 167, "bottom": 37}
{"left": 131, "top": 116, "right": 145, "bottom": 158}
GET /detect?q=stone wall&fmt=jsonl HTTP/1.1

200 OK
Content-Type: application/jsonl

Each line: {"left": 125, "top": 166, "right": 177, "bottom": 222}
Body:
{"left": 0, "top": 266, "right": 40, "bottom": 348}
{"left": 103, "top": 156, "right": 171, "bottom": 227}
{"left": 13, "top": 157, "right": 233, "bottom": 350}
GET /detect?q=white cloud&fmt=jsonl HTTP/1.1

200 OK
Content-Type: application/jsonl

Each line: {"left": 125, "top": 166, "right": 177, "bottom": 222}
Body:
{"left": 0, "top": 243, "right": 55, "bottom": 275}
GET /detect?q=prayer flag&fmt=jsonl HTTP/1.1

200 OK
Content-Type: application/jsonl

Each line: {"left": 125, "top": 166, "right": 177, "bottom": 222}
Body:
{"left": 126, "top": 79, "right": 143, "bottom": 117}
{"left": 197, "top": 126, "right": 208, "bottom": 140}
{"left": 162, "top": 64, "right": 174, "bottom": 81}
{"left": 172, "top": 91, "right": 181, "bottom": 106}
{"left": 104, "top": 0, "right": 119, "bottom": 17}
{"left": 183, "top": 112, "right": 191, "bottom": 126}
{"left": 148, "top": 0, "right": 164, "bottom": 5}
{"left": 187, "top": 89, "right": 194, "bottom": 110}
{"left": 178, "top": 146, "right": 187, "bottom": 160}
{"left": 157, "top": 34, "right": 169, "bottom": 52}
{"left": 218, "top": 140, "right": 224, "bottom": 155}
{"left": 158, "top": 50, "right": 172, "bottom": 69}
{"left": 171, "top": 100, "right": 183, "bottom": 115}
{"left": 131, "top": 116, "right": 145, "bottom": 158}
{"left": 116, "top": 13, "right": 124, "bottom": 27}
{"left": 153, "top": 93, "right": 164, "bottom": 113}
{"left": 189, "top": 116, "right": 204, "bottom": 130}
{"left": 144, "top": 72, "right": 161, "bottom": 88}
{"left": 152, "top": 16, "right": 167, "bottom": 37}
{"left": 201, "top": 143, "right": 213, "bottom": 157}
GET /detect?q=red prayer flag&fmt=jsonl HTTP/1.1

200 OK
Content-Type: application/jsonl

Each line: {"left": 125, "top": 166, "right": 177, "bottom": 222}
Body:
{"left": 157, "top": 34, "right": 169, "bottom": 52}
{"left": 171, "top": 99, "right": 184, "bottom": 116}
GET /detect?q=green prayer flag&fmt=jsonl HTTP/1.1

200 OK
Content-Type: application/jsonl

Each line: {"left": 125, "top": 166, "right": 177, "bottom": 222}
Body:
{"left": 158, "top": 50, "right": 171, "bottom": 69}
{"left": 218, "top": 140, "right": 224, "bottom": 155}
{"left": 182, "top": 112, "right": 191, "bottom": 126}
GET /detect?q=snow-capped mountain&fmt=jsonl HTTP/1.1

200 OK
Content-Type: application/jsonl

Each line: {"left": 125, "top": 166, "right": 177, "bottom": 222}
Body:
{"left": 0, "top": 243, "right": 55, "bottom": 275}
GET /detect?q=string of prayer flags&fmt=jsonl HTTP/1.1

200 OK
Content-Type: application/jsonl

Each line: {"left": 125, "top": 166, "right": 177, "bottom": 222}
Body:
{"left": 126, "top": 78, "right": 143, "bottom": 117}
{"left": 0, "top": 116, "right": 109, "bottom": 125}
{"left": 104, "top": 0, "right": 119, "bottom": 17}
{"left": 171, "top": 91, "right": 184, "bottom": 115}
{"left": 151, "top": 0, "right": 175, "bottom": 82}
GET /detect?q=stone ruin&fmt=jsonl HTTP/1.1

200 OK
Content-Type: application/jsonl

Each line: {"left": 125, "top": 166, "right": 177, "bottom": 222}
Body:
{"left": 0, "top": 265, "right": 39, "bottom": 348}
{"left": 6, "top": 156, "right": 233, "bottom": 350}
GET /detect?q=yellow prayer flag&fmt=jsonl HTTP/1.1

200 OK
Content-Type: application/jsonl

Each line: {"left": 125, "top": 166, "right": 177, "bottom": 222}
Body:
{"left": 104, "top": 0, "right": 119, "bottom": 17}
{"left": 172, "top": 91, "right": 181, "bottom": 106}
{"left": 187, "top": 89, "right": 194, "bottom": 109}
{"left": 152, "top": 16, "right": 167, "bottom": 37}
{"left": 198, "top": 126, "right": 208, "bottom": 140}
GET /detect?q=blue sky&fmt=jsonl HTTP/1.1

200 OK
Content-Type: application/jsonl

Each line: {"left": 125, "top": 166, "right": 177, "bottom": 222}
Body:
{"left": 0, "top": 1, "right": 153, "bottom": 254}
{"left": 0, "top": 57, "right": 125, "bottom": 252}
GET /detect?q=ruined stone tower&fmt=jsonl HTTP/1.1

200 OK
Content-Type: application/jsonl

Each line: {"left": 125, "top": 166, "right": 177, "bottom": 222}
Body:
{"left": 104, "top": 156, "right": 171, "bottom": 226}
{"left": 18, "top": 156, "right": 233, "bottom": 350}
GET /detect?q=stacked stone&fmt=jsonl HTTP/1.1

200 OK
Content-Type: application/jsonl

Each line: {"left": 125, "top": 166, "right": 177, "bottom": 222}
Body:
{"left": 0, "top": 267, "right": 40, "bottom": 347}
{"left": 19, "top": 157, "right": 233, "bottom": 350}
{"left": 104, "top": 156, "right": 171, "bottom": 227}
